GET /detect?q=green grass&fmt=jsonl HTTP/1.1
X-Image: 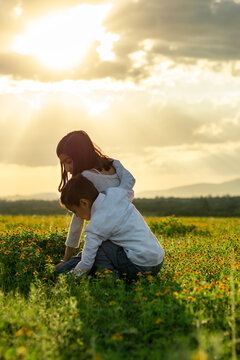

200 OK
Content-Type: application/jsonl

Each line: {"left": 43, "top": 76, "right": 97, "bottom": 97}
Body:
{"left": 0, "top": 215, "right": 239, "bottom": 359}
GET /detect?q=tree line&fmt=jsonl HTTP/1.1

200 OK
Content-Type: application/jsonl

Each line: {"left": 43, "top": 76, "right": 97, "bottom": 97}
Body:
{"left": 0, "top": 196, "right": 240, "bottom": 217}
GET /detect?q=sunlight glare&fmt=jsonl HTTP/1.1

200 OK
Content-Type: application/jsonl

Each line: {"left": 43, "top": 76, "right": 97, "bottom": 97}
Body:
{"left": 12, "top": 3, "right": 117, "bottom": 70}
{"left": 13, "top": 6, "right": 22, "bottom": 19}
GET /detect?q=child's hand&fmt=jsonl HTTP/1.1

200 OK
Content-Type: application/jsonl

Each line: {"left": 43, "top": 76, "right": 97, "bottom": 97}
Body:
{"left": 55, "top": 262, "right": 65, "bottom": 270}
{"left": 67, "top": 270, "right": 78, "bottom": 278}
{"left": 67, "top": 269, "right": 84, "bottom": 278}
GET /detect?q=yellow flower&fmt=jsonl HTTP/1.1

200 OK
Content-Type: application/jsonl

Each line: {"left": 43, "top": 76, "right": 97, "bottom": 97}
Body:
{"left": 163, "top": 288, "right": 171, "bottom": 295}
{"left": 109, "top": 301, "right": 116, "bottom": 306}
{"left": 155, "top": 318, "right": 164, "bottom": 324}
{"left": 15, "top": 326, "right": 32, "bottom": 337}
{"left": 92, "top": 355, "right": 103, "bottom": 360}
{"left": 192, "top": 350, "right": 208, "bottom": 360}
{"left": 46, "top": 255, "right": 53, "bottom": 262}
{"left": 111, "top": 332, "right": 123, "bottom": 341}
{"left": 104, "top": 269, "right": 113, "bottom": 274}
{"left": 147, "top": 275, "right": 154, "bottom": 281}
{"left": 17, "top": 346, "right": 26, "bottom": 356}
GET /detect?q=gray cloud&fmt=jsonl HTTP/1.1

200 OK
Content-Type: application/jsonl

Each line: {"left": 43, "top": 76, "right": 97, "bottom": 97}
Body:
{"left": 107, "top": 0, "right": 240, "bottom": 60}
{"left": 0, "top": 0, "right": 239, "bottom": 81}
{"left": 0, "top": 46, "right": 132, "bottom": 82}
{"left": 0, "top": 53, "right": 55, "bottom": 80}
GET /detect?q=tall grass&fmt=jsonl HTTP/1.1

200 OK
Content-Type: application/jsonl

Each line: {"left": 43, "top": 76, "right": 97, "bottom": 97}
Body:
{"left": 0, "top": 215, "right": 239, "bottom": 359}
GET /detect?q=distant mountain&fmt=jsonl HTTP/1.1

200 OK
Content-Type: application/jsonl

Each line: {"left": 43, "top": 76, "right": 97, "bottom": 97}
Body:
{"left": 1, "top": 192, "right": 59, "bottom": 201}
{"left": 136, "top": 178, "right": 240, "bottom": 198}
{"left": 2, "top": 177, "right": 240, "bottom": 200}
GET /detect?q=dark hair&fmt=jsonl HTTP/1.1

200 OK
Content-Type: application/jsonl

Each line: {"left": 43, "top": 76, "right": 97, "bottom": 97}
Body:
{"left": 57, "top": 130, "right": 113, "bottom": 192}
{"left": 60, "top": 174, "right": 99, "bottom": 209}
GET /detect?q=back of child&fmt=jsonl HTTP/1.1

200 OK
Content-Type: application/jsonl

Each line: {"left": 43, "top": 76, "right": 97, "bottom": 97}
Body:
{"left": 60, "top": 162, "right": 164, "bottom": 279}
{"left": 82, "top": 186, "right": 165, "bottom": 279}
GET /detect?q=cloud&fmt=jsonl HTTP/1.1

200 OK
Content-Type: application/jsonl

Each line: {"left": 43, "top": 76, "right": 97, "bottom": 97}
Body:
{"left": 106, "top": 0, "right": 240, "bottom": 61}
{"left": 1, "top": 102, "right": 96, "bottom": 167}
{"left": 1, "top": 88, "right": 240, "bottom": 167}
{"left": 2, "top": 90, "right": 240, "bottom": 191}
{"left": 0, "top": 49, "right": 133, "bottom": 82}
{"left": 20, "top": 0, "right": 110, "bottom": 15}
{"left": 0, "top": 0, "right": 239, "bottom": 81}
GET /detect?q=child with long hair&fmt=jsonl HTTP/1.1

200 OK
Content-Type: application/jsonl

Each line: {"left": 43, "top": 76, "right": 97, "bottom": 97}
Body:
{"left": 55, "top": 130, "right": 135, "bottom": 274}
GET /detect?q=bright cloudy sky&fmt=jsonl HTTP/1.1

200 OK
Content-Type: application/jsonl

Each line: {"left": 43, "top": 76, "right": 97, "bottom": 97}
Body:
{"left": 1, "top": 0, "right": 240, "bottom": 197}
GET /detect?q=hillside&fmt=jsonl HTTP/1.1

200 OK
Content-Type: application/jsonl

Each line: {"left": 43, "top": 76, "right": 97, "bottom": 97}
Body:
{"left": 136, "top": 178, "right": 240, "bottom": 198}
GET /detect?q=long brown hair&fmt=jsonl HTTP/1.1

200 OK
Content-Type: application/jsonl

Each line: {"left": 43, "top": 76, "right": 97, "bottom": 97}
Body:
{"left": 57, "top": 130, "right": 112, "bottom": 192}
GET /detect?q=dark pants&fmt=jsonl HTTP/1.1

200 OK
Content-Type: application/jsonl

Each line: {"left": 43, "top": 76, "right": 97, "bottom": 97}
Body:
{"left": 56, "top": 240, "right": 164, "bottom": 280}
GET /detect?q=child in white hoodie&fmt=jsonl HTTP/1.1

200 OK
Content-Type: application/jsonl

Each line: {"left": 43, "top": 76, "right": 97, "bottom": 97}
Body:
{"left": 59, "top": 160, "right": 164, "bottom": 279}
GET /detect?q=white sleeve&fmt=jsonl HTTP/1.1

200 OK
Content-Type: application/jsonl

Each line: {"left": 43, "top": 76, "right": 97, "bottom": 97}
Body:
{"left": 65, "top": 214, "right": 85, "bottom": 248}
{"left": 72, "top": 232, "right": 105, "bottom": 276}
{"left": 113, "top": 160, "right": 135, "bottom": 200}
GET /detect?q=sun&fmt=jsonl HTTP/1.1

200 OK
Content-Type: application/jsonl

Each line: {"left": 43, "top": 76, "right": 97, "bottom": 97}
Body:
{"left": 12, "top": 4, "right": 118, "bottom": 70}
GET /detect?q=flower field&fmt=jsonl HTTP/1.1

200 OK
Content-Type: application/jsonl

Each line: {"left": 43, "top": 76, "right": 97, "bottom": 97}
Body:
{"left": 0, "top": 215, "right": 239, "bottom": 360}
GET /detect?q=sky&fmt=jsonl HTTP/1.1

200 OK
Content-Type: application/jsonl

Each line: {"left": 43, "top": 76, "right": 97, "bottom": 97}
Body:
{"left": 1, "top": 0, "right": 240, "bottom": 197}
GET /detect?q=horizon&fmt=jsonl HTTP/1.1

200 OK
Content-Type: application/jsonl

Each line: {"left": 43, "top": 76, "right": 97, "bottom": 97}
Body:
{"left": 2, "top": 175, "right": 240, "bottom": 199}
{"left": 1, "top": 1, "right": 240, "bottom": 195}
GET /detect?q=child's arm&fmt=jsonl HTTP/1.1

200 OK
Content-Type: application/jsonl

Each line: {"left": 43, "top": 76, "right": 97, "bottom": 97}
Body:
{"left": 112, "top": 160, "right": 135, "bottom": 200}
{"left": 55, "top": 246, "right": 74, "bottom": 269}
{"left": 65, "top": 214, "right": 85, "bottom": 248}
{"left": 70, "top": 232, "right": 105, "bottom": 276}
{"left": 55, "top": 214, "right": 84, "bottom": 269}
